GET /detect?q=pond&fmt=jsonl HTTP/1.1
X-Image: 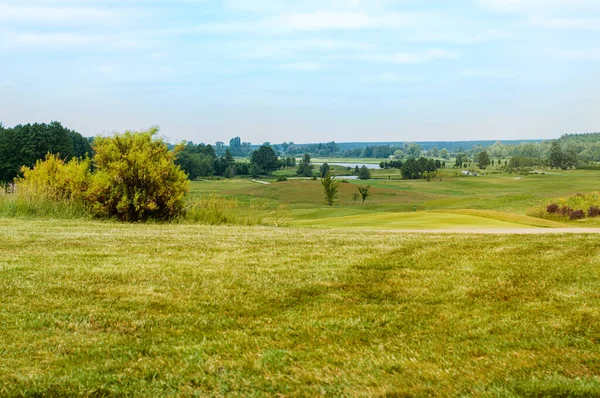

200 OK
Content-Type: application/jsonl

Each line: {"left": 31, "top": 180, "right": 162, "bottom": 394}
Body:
{"left": 314, "top": 162, "right": 381, "bottom": 170}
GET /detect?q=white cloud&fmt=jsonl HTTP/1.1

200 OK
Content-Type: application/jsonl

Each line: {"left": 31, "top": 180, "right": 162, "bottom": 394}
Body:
{"left": 356, "top": 49, "right": 458, "bottom": 64}
{"left": 269, "top": 11, "right": 421, "bottom": 31}
{"left": 0, "top": 3, "right": 112, "bottom": 21}
{"left": 479, "top": 0, "right": 600, "bottom": 13}
{"left": 530, "top": 17, "right": 600, "bottom": 30}
{"left": 551, "top": 49, "right": 600, "bottom": 60}
{"left": 224, "top": 0, "right": 402, "bottom": 13}
{"left": 461, "top": 69, "right": 514, "bottom": 79}
{"left": 0, "top": 30, "right": 146, "bottom": 50}
{"left": 279, "top": 62, "right": 325, "bottom": 72}
{"left": 363, "top": 72, "right": 416, "bottom": 82}
{"left": 237, "top": 39, "right": 376, "bottom": 59}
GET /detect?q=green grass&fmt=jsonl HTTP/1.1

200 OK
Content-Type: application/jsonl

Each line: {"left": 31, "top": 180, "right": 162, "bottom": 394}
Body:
{"left": 189, "top": 170, "right": 600, "bottom": 230}
{"left": 2, "top": 218, "right": 600, "bottom": 396}
{"left": 291, "top": 209, "right": 566, "bottom": 230}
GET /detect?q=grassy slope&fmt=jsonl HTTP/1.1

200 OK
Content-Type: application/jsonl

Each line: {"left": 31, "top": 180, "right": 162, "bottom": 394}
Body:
{"left": 2, "top": 219, "right": 600, "bottom": 396}
{"left": 291, "top": 210, "right": 565, "bottom": 230}
{"left": 190, "top": 171, "right": 600, "bottom": 229}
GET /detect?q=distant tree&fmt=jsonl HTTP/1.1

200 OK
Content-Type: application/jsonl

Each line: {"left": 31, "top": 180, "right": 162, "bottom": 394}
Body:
{"left": 404, "top": 143, "right": 423, "bottom": 159}
{"left": 321, "top": 172, "right": 339, "bottom": 206}
{"left": 354, "top": 165, "right": 360, "bottom": 174}
{"left": 229, "top": 136, "right": 241, "bottom": 149}
{"left": 250, "top": 145, "right": 279, "bottom": 175}
{"left": 296, "top": 153, "right": 314, "bottom": 177}
{"left": 224, "top": 149, "right": 235, "bottom": 167}
{"left": 283, "top": 157, "right": 296, "bottom": 168}
{"left": 477, "top": 151, "right": 491, "bottom": 169}
{"left": 215, "top": 141, "right": 225, "bottom": 156}
{"left": 358, "top": 165, "right": 371, "bottom": 180}
{"left": 401, "top": 159, "right": 418, "bottom": 179}
{"left": 175, "top": 151, "right": 204, "bottom": 179}
{"left": 393, "top": 149, "right": 405, "bottom": 159}
{"left": 489, "top": 141, "right": 506, "bottom": 159}
{"left": 426, "top": 147, "right": 440, "bottom": 158}
{"left": 319, "top": 162, "right": 330, "bottom": 177}
{"left": 235, "top": 162, "right": 249, "bottom": 176}
{"left": 0, "top": 121, "right": 89, "bottom": 183}
{"left": 562, "top": 148, "right": 578, "bottom": 170}
{"left": 549, "top": 141, "right": 563, "bottom": 169}
{"left": 454, "top": 153, "right": 468, "bottom": 168}
{"left": 249, "top": 163, "right": 261, "bottom": 178}
{"left": 357, "top": 185, "right": 371, "bottom": 205}
{"left": 439, "top": 148, "right": 450, "bottom": 159}
{"left": 224, "top": 165, "right": 235, "bottom": 178}
{"left": 70, "top": 131, "right": 94, "bottom": 159}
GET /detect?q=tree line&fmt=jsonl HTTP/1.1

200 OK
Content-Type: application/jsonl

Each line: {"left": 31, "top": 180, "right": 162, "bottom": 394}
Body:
{"left": 0, "top": 122, "right": 92, "bottom": 183}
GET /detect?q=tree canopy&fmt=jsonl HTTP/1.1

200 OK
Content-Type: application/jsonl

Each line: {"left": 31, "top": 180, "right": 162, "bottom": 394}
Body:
{"left": 0, "top": 121, "right": 92, "bottom": 183}
{"left": 250, "top": 145, "right": 279, "bottom": 175}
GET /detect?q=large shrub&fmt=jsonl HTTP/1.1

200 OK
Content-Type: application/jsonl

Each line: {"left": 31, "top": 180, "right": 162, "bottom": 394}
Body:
{"left": 87, "top": 128, "right": 189, "bottom": 221}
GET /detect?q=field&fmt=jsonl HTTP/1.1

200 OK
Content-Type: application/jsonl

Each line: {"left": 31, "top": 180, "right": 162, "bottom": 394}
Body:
{"left": 190, "top": 169, "right": 600, "bottom": 230}
{"left": 3, "top": 219, "right": 600, "bottom": 396}
{"left": 3, "top": 168, "right": 600, "bottom": 396}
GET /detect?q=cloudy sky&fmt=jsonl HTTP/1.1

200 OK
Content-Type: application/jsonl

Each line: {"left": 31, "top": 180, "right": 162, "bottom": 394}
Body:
{"left": 1, "top": 0, "right": 599, "bottom": 144}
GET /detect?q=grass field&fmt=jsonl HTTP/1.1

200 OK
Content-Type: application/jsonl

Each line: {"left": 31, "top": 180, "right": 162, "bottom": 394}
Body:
{"left": 2, "top": 218, "right": 600, "bottom": 396}
{"left": 189, "top": 170, "right": 600, "bottom": 230}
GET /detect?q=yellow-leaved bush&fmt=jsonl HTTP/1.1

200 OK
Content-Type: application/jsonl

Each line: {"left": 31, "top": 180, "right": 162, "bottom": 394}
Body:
{"left": 17, "top": 127, "right": 189, "bottom": 222}
{"left": 19, "top": 154, "right": 91, "bottom": 204}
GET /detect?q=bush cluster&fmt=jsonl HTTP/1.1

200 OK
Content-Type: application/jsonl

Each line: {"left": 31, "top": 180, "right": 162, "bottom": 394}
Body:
{"left": 545, "top": 202, "right": 600, "bottom": 220}
{"left": 17, "top": 128, "right": 189, "bottom": 222}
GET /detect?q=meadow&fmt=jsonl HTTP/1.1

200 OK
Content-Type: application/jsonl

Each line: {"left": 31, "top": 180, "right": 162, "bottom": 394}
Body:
{"left": 3, "top": 218, "right": 600, "bottom": 396}
{"left": 189, "top": 169, "right": 600, "bottom": 230}
{"left": 3, "top": 168, "right": 600, "bottom": 396}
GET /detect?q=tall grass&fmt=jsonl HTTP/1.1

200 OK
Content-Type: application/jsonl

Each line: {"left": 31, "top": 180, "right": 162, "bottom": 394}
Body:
{"left": 0, "top": 191, "right": 90, "bottom": 219}
{"left": 182, "top": 193, "right": 289, "bottom": 226}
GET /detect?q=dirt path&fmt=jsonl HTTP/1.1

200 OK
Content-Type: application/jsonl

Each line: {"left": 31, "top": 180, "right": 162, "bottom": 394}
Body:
{"left": 376, "top": 228, "right": 600, "bottom": 234}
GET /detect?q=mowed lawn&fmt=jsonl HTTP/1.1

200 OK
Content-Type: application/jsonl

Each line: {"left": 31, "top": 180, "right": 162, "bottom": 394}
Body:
{"left": 2, "top": 219, "right": 600, "bottom": 396}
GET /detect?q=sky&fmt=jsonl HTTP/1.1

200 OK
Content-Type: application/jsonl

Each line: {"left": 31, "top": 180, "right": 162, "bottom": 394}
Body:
{"left": 1, "top": 0, "right": 600, "bottom": 144}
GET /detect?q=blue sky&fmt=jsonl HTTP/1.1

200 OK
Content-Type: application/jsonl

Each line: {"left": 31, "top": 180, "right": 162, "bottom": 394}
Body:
{"left": 1, "top": 0, "right": 600, "bottom": 144}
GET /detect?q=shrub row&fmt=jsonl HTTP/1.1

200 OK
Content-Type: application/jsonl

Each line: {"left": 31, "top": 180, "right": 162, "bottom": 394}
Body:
{"left": 546, "top": 203, "right": 599, "bottom": 220}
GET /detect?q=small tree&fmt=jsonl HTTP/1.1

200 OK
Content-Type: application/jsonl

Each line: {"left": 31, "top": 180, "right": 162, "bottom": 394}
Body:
{"left": 224, "top": 165, "right": 235, "bottom": 178}
{"left": 251, "top": 145, "right": 279, "bottom": 175}
{"left": 319, "top": 162, "right": 330, "bottom": 178}
{"left": 352, "top": 192, "right": 359, "bottom": 205}
{"left": 249, "top": 163, "right": 261, "bottom": 178}
{"left": 357, "top": 185, "right": 371, "bottom": 205}
{"left": 358, "top": 165, "right": 371, "bottom": 180}
{"left": 321, "top": 171, "right": 339, "bottom": 206}
{"left": 296, "top": 153, "right": 314, "bottom": 177}
{"left": 477, "top": 151, "right": 491, "bottom": 169}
